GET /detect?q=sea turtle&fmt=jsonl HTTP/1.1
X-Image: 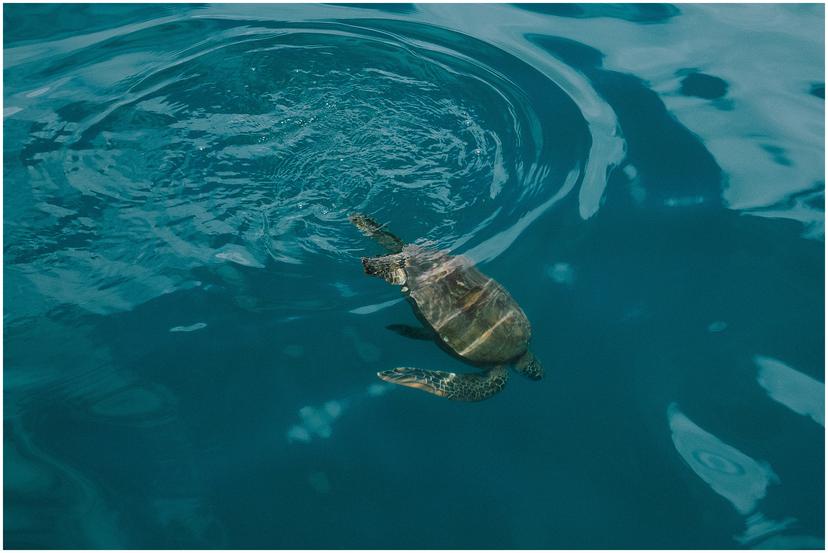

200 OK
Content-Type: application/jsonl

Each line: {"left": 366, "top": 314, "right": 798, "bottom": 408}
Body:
{"left": 350, "top": 213, "right": 543, "bottom": 401}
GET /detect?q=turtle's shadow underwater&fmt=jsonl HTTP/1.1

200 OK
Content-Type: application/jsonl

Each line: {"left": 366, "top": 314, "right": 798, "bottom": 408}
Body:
{"left": 350, "top": 213, "right": 543, "bottom": 401}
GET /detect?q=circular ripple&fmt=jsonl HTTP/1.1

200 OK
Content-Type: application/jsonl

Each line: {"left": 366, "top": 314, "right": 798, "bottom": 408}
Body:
{"left": 14, "top": 18, "right": 592, "bottom": 313}
{"left": 692, "top": 449, "right": 746, "bottom": 475}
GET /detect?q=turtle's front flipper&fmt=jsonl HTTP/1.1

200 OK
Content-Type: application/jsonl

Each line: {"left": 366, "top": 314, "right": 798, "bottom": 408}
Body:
{"left": 350, "top": 213, "right": 404, "bottom": 254}
{"left": 377, "top": 366, "right": 508, "bottom": 401}
{"left": 386, "top": 324, "right": 435, "bottom": 341}
{"left": 514, "top": 351, "right": 543, "bottom": 380}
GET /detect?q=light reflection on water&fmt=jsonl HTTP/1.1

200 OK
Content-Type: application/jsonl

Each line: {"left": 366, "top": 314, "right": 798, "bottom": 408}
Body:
{"left": 668, "top": 402, "right": 778, "bottom": 516}
{"left": 667, "top": 402, "right": 820, "bottom": 547}
{"left": 755, "top": 355, "right": 825, "bottom": 427}
{"left": 4, "top": 3, "right": 824, "bottom": 549}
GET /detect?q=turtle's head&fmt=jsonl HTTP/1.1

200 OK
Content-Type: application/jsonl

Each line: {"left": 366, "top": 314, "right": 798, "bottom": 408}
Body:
{"left": 349, "top": 213, "right": 405, "bottom": 254}
{"left": 349, "top": 213, "right": 381, "bottom": 235}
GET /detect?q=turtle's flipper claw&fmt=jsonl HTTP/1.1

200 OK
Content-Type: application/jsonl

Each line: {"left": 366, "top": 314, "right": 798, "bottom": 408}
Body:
{"left": 349, "top": 213, "right": 405, "bottom": 254}
{"left": 377, "top": 366, "right": 508, "bottom": 401}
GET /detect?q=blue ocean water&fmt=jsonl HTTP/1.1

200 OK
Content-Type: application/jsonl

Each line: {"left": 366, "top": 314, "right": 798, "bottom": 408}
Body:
{"left": 3, "top": 3, "right": 824, "bottom": 549}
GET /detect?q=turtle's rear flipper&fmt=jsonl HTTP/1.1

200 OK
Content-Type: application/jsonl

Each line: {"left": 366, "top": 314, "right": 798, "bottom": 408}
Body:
{"left": 386, "top": 324, "right": 435, "bottom": 341}
{"left": 514, "top": 351, "right": 543, "bottom": 380}
{"left": 350, "top": 213, "right": 404, "bottom": 254}
{"left": 377, "top": 366, "right": 508, "bottom": 401}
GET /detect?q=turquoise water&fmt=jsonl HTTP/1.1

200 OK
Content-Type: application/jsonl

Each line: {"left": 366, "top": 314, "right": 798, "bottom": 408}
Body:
{"left": 3, "top": 3, "right": 824, "bottom": 548}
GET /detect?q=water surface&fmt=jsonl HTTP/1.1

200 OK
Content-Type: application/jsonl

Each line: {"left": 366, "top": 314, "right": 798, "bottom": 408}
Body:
{"left": 4, "top": 3, "right": 824, "bottom": 549}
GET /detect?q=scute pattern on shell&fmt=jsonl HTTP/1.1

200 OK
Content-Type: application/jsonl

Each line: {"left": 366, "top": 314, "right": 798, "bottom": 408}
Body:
{"left": 401, "top": 245, "right": 531, "bottom": 364}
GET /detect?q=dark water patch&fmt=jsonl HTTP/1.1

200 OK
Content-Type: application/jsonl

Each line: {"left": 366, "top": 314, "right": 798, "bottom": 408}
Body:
{"left": 2, "top": 4, "right": 190, "bottom": 46}
{"left": 327, "top": 3, "right": 417, "bottom": 14}
{"left": 55, "top": 100, "right": 102, "bottom": 124}
{"left": 760, "top": 143, "right": 793, "bottom": 167}
{"left": 802, "top": 185, "right": 825, "bottom": 210}
{"left": 511, "top": 3, "right": 679, "bottom": 23}
{"left": 809, "top": 82, "right": 824, "bottom": 99}
{"left": 528, "top": 34, "right": 724, "bottom": 209}
{"left": 679, "top": 71, "right": 729, "bottom": 100}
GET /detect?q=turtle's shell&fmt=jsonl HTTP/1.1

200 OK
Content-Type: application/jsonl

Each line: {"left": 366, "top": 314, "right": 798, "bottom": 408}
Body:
{"left": 401, "top": 245, "right": 531, "bottom": 365}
